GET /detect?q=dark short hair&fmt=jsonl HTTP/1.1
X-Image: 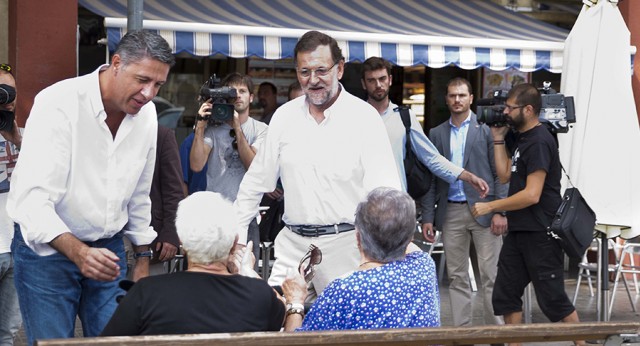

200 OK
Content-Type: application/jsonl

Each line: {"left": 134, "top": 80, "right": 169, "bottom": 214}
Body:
{"left": 508, "top": 83, "right": 541, "bottom": 115}
{"left": 446, "top": 77, "right": 473, "bottom": 95}
{"left": 294, "top": 31, "right": 344, "bottom": 65}
{"left": 115, "top": 30, "right": 175, "bottom": 67}
{"left": 259, "top": 82, "right": 277, "bottom": 94}
{"left": 221, "top": 72, "right": 254, "bottom": 94}
{"left": 355, "top": 187, "right": 416, "bottom": 262}
{"left": 287, "top": 81, "right": 301, "bottom": 100}
{"left": 361, "top": 57, "right": 392, "bottom": 80}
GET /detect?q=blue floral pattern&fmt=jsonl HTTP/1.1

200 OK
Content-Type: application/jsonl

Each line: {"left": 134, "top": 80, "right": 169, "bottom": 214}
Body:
{"left": 298, "top": 251, "right": 440, "bottom": 331}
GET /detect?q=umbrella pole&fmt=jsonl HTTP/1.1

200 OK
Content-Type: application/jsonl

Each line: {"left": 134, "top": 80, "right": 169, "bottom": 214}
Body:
{"left": 597, "top": 231, "right": 610, "bottom": 321}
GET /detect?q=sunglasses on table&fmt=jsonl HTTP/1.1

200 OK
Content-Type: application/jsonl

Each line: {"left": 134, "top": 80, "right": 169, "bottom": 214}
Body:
{"left": 299, "top": 244, "right": 322, "bottom": 283}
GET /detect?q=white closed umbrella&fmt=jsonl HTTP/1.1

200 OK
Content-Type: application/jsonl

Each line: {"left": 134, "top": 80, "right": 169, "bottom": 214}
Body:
{"left": 559, "top": 0, "right": 639, "bottom": 321}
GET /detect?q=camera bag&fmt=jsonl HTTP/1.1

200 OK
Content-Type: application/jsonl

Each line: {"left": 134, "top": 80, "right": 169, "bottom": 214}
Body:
{"left": 547, "top": 187, "right": 596, "bottom": 258}
{"left": 398, "top": 107, "right": 432, "bottom": 199}
{"left": 533, "top": 166, "right": 596, "bottom": 258}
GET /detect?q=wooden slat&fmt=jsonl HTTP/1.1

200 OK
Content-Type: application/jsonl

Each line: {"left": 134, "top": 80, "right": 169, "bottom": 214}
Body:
{"left": 35, "top": 321, "right": 640, "bottom": 346}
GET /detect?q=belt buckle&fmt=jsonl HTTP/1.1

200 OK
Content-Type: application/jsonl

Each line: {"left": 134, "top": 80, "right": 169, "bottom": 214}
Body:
{"left": 300, "top": 225, "right": 321, "bottom": 237}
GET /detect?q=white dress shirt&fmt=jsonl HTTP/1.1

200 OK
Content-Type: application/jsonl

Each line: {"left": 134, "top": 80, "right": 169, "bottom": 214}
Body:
{"left": 234, "top": 85, "right": 402, "bottom": 244}
{"left": 7, "top": 65, "right": 157, "bottom": 256}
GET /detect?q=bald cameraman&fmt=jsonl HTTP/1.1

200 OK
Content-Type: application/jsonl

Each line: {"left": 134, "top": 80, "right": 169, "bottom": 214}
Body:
{"left": 190, "top": 73, "right": 267, "bottom": 262}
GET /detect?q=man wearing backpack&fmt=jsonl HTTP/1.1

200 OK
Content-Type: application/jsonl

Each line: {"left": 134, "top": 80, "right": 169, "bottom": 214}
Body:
{"left": 361, "top": 57, "right": 487, "bottom": 199}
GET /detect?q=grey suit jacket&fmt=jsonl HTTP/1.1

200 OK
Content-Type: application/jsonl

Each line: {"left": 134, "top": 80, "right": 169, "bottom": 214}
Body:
{"left": 421, "top": 112, "right": 508, "bottom": 228}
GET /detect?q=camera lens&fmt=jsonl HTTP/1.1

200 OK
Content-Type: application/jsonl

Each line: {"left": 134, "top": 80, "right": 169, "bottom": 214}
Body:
{"left": 0, "top": 110, "right": 15, "bottom": 132}
{"left": 0, "top": 84, "right": 16, "bottom": 105}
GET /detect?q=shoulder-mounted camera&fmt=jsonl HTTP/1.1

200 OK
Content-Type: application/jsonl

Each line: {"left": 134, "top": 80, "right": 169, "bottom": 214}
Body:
{"left": 198, "top": 74, "right": 237, "bottom": 125}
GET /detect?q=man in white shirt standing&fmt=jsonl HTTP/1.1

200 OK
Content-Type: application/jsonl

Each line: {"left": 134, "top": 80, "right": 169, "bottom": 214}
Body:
{"left": 235, "top": 31, "right": 402, "bottom": 300}
{"left": 6, "top": 30, "right": 174, "bottom": 345}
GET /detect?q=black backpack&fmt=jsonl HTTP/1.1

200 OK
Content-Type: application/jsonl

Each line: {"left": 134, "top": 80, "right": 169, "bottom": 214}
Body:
{"left": 397, "top": 107, "right": 432, "bottom": 199}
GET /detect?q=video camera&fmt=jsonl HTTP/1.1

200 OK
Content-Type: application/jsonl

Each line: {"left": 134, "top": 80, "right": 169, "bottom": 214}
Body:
{"left": 0, "top": 84, "right": 16, "bottom": 132}
{"left": 197, "top": 74, "right": 237, "bottom": 124}
{"left": 476, "top": 82, "right": 575, "bottom": 134}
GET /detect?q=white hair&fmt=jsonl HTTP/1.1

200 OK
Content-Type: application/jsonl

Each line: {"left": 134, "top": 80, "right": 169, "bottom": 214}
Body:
{"left": 175, "top": 191, "right": 239, "bottom": 265}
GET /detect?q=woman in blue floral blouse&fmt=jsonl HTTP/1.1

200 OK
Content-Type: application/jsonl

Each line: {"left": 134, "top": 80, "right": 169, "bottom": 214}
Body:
{"left": 282, "top": 187, "right": 440, "bottom": 331}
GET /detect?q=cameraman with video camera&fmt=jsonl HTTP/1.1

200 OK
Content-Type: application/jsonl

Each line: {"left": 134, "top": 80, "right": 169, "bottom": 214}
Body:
{"left": 190, "top": 72, "right": 267, "bottom": 262}
{"left": 0, "top": 63, "right": 22, "bottom": 346}
{"left": 471, "top": 83, "right": 584, "bottom": 346}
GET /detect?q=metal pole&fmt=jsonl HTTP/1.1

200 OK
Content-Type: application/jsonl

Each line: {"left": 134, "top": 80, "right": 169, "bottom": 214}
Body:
{"left": 127, "top": 0, "right": 144, "bottom": 32}
{"left": 598, "top": 231, "right": 610, "bottom": 321}
{"left": 523, "top": 283, "right": 533, "bottom": 323}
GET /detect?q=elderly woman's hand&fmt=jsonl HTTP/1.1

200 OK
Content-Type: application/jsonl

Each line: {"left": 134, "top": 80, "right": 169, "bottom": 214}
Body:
{"left": 282, "top": 268, "right": 308, "bottom": 304}
{"left": 230, "top": 241, "right": 260, "bottom": 278}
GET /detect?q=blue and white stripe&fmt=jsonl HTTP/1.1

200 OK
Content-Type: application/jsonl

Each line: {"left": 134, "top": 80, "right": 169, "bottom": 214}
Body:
{"left": 82, "top": 0, "right": 571, "bottom": 72}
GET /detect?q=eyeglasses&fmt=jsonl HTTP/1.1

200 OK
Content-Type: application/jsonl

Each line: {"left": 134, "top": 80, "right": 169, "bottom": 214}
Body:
{"left": 296, "top": 61, "right": 338, "bottom": 79}
{"left": 299, "top": 244, "right": 322, "bottom": 283}
{"left": 229, "top": 129, "right": 238, "bottom": 150}
{"left": 0, "top": 64, "right": 12, "bottom": 74}
{"left": 504, "top": 104, "right": 526, "bottom": 112}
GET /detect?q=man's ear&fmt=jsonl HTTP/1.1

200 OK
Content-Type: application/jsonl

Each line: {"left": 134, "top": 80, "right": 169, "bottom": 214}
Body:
{"left": 355, "top": 229, "right": 361, "bottom": 248}
{"left": 111, "top": 54, "right": 121, "bottom": 73}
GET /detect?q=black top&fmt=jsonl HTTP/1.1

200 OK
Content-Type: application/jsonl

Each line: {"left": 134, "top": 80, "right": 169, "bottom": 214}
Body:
{"left": 506, "top": 124, "right": 562, "bottom": 232}
{"left": 101, "top": 271, "right": 285, "bottom": 336}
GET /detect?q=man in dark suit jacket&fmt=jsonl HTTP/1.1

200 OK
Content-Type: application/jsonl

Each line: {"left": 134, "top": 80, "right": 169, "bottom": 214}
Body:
{"left": 149, "top": 125, "right": 185, "bottom": 271}
{"left": 421, "top": 78, "right": 507, "bottom": 328}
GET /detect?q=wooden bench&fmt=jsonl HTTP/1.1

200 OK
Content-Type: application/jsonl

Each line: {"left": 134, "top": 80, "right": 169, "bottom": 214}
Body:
{"left": 35, "top": 321, "right": 640, "bottom": 346}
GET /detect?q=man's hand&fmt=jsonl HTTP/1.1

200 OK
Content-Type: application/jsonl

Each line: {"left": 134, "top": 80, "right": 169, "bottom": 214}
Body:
{"left": 0, "top": 120, "right": 22, "bottom": 149}
{"left": 459, "top": 170, "right": 490, "bottom": 199}
{"left": 50, "top": 233, "right": 120, "bottom": 282}
{"left": 490, "top": 213, "right": 508, "bottom": 236}
{"left": 155, "top": 242, "right": 178, "bottom": 262}
{"left": 421, "top": 223, "right": 436, "bottom": 243}
{"left": 195, "top": 100, "right": 212, "bottom": 130}
{"left": 266, "top": 188, "right": 284, "bottom": 201}
{"left": 472, "top": 202, "right": 493, "bottom": 218}
{"left": 76, "top": 246, "right": 121, "bottom": 281}
{"left": 490, "top": 125, "right": 510, "bottom": 140}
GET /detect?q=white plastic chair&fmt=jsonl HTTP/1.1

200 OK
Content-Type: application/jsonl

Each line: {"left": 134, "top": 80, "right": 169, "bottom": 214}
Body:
{"left": 608, "top": 238, "right": 640, "bottom": 318}
{"left": 572, "top": 238, "right": 618, "bottom": 305}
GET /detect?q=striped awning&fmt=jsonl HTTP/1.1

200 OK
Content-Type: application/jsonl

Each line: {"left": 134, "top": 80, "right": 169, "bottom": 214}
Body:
{"left": 79, "top": 0, "right": 571, "bottom": 72}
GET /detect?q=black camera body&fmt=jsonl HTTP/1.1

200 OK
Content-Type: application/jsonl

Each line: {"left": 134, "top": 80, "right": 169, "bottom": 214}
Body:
{"left": 477, "top": 82, "right": 575, "bottom": 134}
{"left": 198, "top": 75, "right": 237, "bottom": 125}
{"left": 0, "top": 84, "right": 16, "bottom": 132}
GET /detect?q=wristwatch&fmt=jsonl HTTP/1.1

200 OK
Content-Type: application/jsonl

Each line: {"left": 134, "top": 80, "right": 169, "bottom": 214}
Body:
{"left": 133, "top": 249, "right": 153, "bottom": 259}
{"left": 498, "top": 211, "right": 507, "bottom": 217}
{"left": 286, "top": 302, "right": 305, "bottom": 317}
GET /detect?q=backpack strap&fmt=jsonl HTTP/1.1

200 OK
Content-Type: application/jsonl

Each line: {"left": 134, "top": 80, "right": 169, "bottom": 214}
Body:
{"left": 396, "top": 106, "right": 412, "bottom": 153}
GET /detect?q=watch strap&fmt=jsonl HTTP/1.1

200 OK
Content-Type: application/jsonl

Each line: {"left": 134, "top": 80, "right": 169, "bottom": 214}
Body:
{"left": 133, "top": 250, "right": 153, "bottom": 259}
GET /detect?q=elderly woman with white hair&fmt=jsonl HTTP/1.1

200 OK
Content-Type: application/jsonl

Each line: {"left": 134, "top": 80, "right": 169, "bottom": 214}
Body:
{"left": 282, "top": 187, "right": 440, "bottom": 331}
{"left": 101, "top": 192, "right": 285, "bottom": 336}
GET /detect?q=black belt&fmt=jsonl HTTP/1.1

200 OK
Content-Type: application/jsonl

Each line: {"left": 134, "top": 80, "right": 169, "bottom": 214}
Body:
{"left": 448, "top": 200, "right": 467, "bottom": 204}
{"left": 288, "top": 223, "right": 355, "bottom": 237}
